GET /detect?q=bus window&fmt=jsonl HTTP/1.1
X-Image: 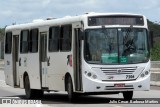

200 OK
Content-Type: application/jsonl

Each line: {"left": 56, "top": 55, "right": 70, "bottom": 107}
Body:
{"left": 29, "top": 29, "right": 38, "bottom": 53}
{"left": 49, "top": 27, "right": 60, "bottom": 52}
{"left": 60, "top": 25, "right": 72, "bottom": 51}
{"left": 5, "top": 32, "right": 12, "bottom": 54}
{"left": 20, "top": 30, "right": 29, "bottom": 53}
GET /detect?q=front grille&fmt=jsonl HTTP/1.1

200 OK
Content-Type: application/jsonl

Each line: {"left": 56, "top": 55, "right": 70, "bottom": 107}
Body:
{"left": 100, "top": 67, "right": 137, "bottom": 75}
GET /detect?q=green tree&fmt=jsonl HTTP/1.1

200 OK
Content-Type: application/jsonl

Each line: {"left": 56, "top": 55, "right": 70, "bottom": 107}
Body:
{"left": 151, "top": 42, "right": 160, "bottom": 61}
{"left": 0, "top": 28, "right": 5, "bottom": 40}
{"left": 0, "top": 28, "right": 5, "bottom": 59}
{"left": 148, "top": 20, "right": 160, "bottom": 60}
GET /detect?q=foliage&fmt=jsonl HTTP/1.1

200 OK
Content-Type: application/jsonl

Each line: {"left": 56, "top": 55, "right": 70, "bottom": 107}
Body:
{"left": 148, "top": 20, "right": 160, "bottom": 61}
{"left": 0, "top": 28, "right": 4, "bottom": 59}
{"left": 151, "top": 42, "right": 160, "bottom": 61}
{"left": 0, "top": 28, "right": 5, "bottom": 41}
{"left": 148, "top": 20, "right": 160, "bottom": 38}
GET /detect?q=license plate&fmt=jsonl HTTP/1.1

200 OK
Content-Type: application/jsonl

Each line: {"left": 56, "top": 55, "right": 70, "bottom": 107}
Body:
{"left": 114, "top": 83, "right": 125, "bottom": 87}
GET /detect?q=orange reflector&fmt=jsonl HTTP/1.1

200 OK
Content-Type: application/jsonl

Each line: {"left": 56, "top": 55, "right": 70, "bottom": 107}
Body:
{"left": 69, "top": 55, "right": 72, "bottom": 67}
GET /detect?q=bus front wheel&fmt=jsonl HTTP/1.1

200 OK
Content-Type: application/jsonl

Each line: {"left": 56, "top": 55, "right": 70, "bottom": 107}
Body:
{"left": 123, "top": 91, "right": 133, "bottom": 100}
{"left": 67, "top": 77, "right": 75, "bottom": 102}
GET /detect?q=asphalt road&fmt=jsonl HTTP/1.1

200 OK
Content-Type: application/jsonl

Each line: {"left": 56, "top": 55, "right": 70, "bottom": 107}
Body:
{"left": 0, "top": 70, "right": 160, "bottom": 107}
{"left": 0, "top": 86, "right": 160, "bottom": 107}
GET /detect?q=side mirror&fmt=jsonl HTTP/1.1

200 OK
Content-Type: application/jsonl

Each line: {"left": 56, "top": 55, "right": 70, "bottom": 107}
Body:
{"left": 149, "top": 31, "right": 154, "bottom": 48}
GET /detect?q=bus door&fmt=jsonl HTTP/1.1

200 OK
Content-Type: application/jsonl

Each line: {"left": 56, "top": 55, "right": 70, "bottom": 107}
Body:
{"left": 40, "top": 32, "right": 48, "bottom": 88}
{"left": 73, "top": 22, "right": 83, "bottom": 91}
{"left": 5, "top": 32, "right": 14, "bottom": 87}
{"left": 13, "top": 35, "right": 19, "bottom": 87}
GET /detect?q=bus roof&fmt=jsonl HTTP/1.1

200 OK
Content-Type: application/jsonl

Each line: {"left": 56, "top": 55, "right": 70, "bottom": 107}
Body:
{"left": 5, "top": 12, "right": 146, "bottom": 31}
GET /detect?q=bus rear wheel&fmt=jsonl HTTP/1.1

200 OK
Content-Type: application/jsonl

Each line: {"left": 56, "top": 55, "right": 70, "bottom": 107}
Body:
{"left": 24, "top": 76, "right": 35, "bottom": 99}
{"left": 123, "top": 91, "right": 133, "bottom": 100}
{"left": 24, "top": 76, "right": 44, "bottom": 99}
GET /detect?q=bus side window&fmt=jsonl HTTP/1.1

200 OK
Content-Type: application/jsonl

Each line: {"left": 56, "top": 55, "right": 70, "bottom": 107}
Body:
{"left": 29, "top": 29, "right": 38, "bottom": 53}
{"left": 20, "top": 30, "right": 29, "bottom": 53}
{"left": 5, "top": 32, "right": 12, "bottom": 54}
{"left": 60, "top": 25, "right": 72, "bottom": 51}
{"left": 49, "top": 27, "right": 60, "bottom": 52}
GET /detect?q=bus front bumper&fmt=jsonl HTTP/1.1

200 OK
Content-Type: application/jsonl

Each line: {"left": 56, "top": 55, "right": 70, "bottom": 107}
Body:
{"left": 82, "top": 74, "right": 150, "bottom": 93}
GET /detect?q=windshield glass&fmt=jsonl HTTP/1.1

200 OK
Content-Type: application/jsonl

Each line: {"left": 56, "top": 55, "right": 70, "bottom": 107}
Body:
{"left": 84, "top": 28, "right": 149, "bottom": 64}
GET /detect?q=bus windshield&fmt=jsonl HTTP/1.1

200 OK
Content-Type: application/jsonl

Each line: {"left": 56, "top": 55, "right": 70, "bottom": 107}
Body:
{"left": 84, "top": 28, "right": 150, "bottom": 64}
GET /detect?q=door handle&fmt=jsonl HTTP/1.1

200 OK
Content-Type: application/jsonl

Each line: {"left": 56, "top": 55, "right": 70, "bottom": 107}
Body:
{"left": 47, "top": 56, "right": 50, "bottom": 66}
{"left": 7, "top": 61, "right": 10, "bottom": 65}
{"left": 19, "top": 58, "right": 21, "bottom": 66}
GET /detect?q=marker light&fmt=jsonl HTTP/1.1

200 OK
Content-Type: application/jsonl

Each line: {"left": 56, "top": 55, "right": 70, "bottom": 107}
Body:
{"left": 145, "top": 71, "right": 149, "bottom": 75}
{"left": 92, "top": 75, "right": 97, "bottom": 79}
{"left": 87, "top": 72, "right": 92, "bottom": 77}
{"left": 85, "top": 71, "right": 87, "bottom": 74}
{"left": 141, "top": 73, "right": 145, "bottom": 77}
{"left": 85, "top": 71, "right": 98, "bottom": 79}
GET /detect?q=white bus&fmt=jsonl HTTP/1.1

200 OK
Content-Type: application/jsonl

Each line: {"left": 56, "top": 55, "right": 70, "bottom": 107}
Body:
{"left": 4, "top": 13, "right": 150, "bottom": 101}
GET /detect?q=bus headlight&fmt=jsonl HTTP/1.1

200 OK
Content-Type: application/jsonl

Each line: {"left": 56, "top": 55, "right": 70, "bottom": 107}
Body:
{"left": 140, "top": 71, "right": 150, "bottom": 78}
{"left": 87, "top": 72, "right": 92, "bottom": 77}
{"left": 85, "top": 71, "right": 87, "bottom": 74}
{"left": 85, "top": 71, "right": 98, "bottom": 79}
{"left": 145, "top": 71, "right": 149, "bottom": 75}
{"left": 141, "top": 73, "right": 145, "bottom": 78}
{"left": 92, "top": 74, "right": 97, "bottom": 79}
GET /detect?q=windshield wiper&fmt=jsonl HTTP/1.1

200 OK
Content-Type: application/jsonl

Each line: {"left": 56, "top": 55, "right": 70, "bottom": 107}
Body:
{"left": 123, "top": 29, "right": 136, "bottom": 55}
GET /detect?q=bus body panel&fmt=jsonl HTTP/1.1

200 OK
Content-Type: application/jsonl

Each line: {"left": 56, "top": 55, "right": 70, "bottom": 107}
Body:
{"left": 19, "top": 54, "right": 28, "bottom": 88}
{"left": 47, "top": 52, "right": 71, "bottom": 91}
{"left": 27, "top": 53, "right": 41, "bottom": 89}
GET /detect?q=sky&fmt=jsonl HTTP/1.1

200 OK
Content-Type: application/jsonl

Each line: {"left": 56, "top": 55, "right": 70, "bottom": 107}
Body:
{"left": 0, "top": 0, "right": 160, "bottom": 28}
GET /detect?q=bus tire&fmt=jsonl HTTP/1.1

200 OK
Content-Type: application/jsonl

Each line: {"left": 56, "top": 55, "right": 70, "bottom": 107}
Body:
{"left": 67, "top": 77, "right": 75, "bottom": 102}
{"left": 24, "top": 76, "right": 35, "bottom": 99}
{"left": 123, "top": 91, "right": 133, "bottom": 100}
